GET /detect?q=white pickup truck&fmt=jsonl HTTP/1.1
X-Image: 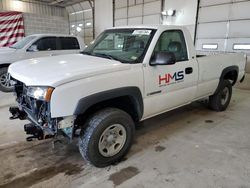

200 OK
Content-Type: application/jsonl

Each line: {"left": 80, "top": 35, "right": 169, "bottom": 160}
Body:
{"left": 0, "top": 34, "right": 85, "bottom": 92}
{"left": 8, "top": 25, "right": 246, "bottom": 167}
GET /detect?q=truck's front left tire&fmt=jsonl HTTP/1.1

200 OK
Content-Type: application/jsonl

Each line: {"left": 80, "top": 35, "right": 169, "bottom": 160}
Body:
{"left": 78, "top": 108, "right": 135, "bottom": 167}
{"left": 0, "top": 67, "right": 14, "bottom": 92}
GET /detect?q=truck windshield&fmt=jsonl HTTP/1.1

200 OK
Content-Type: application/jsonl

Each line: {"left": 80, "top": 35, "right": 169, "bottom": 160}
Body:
{"left": 10, "top": 36, "right": 36, "bottom": 49}
{"left": 83, "top": 29, "right": 156, "bottom": 63}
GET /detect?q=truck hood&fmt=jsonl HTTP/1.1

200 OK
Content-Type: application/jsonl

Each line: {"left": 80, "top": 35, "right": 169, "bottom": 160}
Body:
{"left": 9, "top": 54, "right": 131, "bottom": 87}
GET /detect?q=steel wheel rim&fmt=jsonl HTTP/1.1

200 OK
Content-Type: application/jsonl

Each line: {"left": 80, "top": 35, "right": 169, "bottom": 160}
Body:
{"left": 221, "top": 87, "right": 229, "bottom": 106}
{"left": 98, "top": 124, "right": 127, "bottom": 157}
{"left": 0, "top": 73, "right": 12, "bottom": 89}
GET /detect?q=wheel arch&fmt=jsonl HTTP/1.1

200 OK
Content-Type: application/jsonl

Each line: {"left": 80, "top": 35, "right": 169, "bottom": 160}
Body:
{"left": 220, "top": 66, "right": 239, "bottom": 86}
{"left": 74, "top": 87, "right": 144, "bottom": 124}
{"left": 214, "top": 66, "right": 239, "bottom": 94}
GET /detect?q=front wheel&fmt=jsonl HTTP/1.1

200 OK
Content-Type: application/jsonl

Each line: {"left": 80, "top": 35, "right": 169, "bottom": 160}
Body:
{"left": 78, "top": 108, "right": 135, "bottom": 167}
{"left": 0, "top": 67, "right": 14, "bottom": 92}
{"left": 209, "top": 80, "right": 232, "bottom": 112}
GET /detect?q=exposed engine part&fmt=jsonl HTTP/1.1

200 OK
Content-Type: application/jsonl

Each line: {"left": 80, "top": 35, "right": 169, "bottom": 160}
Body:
{"left": 24, "top": 123, "right": 43, "bottom": 141}
{"left": 24, "top": 123, "right": 55, "bottom": 142}
{"left": 9, "top": 107, "right": 27, "bottom": 120}
{"left": 62, "top": 127, "right": 74, "bottom": 140}
{"left": 58, "top": 116, "right": 76, "bottom": 129}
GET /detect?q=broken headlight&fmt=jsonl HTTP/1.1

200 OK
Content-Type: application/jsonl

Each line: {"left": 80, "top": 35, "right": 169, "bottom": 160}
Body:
{"left": 27, "top": 87, "right": 54, "bottom": 102}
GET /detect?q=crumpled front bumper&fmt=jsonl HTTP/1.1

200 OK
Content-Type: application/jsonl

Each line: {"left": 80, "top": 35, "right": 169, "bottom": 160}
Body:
{"left": 9, "top": 80, "right": 76, "bottom": 141}
{"left": 9, "top": 104, "right": 56, "bottom": 141}
{"left": 9, "top": 80, "right": 57, "bottom": 141}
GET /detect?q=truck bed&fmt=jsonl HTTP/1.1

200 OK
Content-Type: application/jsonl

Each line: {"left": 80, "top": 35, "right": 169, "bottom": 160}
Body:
{"left": 195, "top": 53, "right": 246, "bottom": 99}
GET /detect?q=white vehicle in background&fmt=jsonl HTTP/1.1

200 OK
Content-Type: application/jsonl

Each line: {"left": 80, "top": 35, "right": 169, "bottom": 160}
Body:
{"left": 0, "top": 34, "right": 85, "bottom": 92}
{"left": 8, "top": 25, "right": 246, "bottom": 167}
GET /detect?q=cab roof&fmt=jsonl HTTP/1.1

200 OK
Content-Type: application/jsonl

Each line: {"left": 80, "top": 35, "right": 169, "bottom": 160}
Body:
{"left": 108, "top": 25, "right": 185, "bottom": 30}
{"left": 27, "top": 34, "right": 78, "bottom": 38}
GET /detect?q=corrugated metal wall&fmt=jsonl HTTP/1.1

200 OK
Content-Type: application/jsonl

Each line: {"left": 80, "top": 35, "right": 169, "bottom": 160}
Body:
{"left": 23, "top": 13, "right": 69, "bottom": 36}
{"left": 0, "top": 0, "right": 66, "bottom": 17}
{"left": 0, "top": 0, "right": 69, "bottom": 36}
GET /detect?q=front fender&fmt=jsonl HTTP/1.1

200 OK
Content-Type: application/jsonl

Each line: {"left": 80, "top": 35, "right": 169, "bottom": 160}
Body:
{"left": 74, "top": 87, "right": 144, "bottom": 120}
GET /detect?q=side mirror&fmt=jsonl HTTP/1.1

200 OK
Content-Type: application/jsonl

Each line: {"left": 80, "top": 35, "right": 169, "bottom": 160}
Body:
{"left": 150, "top": 51, "right": 176, "bottom": 66}
{"left": 27, "top": 45, "right": 38, "bottom": 52}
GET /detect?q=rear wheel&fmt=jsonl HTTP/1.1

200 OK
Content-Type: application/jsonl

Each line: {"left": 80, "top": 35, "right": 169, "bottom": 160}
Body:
{"left": 78, "top": 108, "right": 135, "bottom": 167}
{"left": 0, "top": 67, "right": 14, "bottom": 92}
{"left": 209, "top": 80, "right": 232, "bottom": 111}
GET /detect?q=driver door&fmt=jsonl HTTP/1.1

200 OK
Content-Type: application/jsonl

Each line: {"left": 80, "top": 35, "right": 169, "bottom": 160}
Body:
{"left": 143, "top": 30, "right": 198, "bottom": 118}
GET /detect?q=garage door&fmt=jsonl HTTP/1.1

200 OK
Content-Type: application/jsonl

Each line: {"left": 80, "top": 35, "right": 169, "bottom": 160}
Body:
{"left": 114, "top": 0, "right": 162, "bottom": 26}
{"left": 195, "top": 0, "right": 250, "bottom": 55}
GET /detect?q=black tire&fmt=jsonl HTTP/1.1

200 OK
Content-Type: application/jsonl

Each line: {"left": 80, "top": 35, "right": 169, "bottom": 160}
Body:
{"left": 209, "top": 80, "right": 232, "bottom": 112}
{"left": 0, "top": 67, "right": 14, "bottom": 92}
{"left": 78, "top": 108, "right": 135, "bottom": 167}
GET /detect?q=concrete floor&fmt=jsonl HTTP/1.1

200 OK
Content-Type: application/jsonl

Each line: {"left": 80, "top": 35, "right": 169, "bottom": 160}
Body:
{"left": 0, "top": 87, "right": 250, "bottom": 188}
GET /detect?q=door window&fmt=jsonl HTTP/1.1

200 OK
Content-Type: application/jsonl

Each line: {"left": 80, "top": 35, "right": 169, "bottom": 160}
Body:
{"left": 32, "top": 37, "right": 57, "bottom": 51}
{"left": 153, "top": 30, "right": 188, "bottom": 62}
{"left": 59, "top": 37, "right": 80, "bottom": 50}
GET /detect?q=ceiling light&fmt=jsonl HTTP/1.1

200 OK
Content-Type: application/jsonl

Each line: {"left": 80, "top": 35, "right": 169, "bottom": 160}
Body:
{"left": 233, "top": 44, "right": 250, "bottom": 50}
{"left": 71, "top": 25, "right": 75, "bottom": 28}
{"left": 162, "top": 9, "right": 176, "bottom": 16}
{"left": 70, "top": 9, "right": 92, "bottom": 15}
{"left": 11, "top": 0, "right": 23, "bottom": 10}
{"left": 86, "top": 22, "right": 92, "bottom": 26}
{"left": 76, "top": 27, "right": 82, "bottom": 32}
{"left": 78, "top": 23, "right": 83, "bottom": 27}
{"left": 161, "top": 11, "right": 167, "bottom": 16}
{"left": 167, "top": 9, "right": 175, "bottom": 16}
{"left": 50, "top": 0, "right": 64, "bottom": 5}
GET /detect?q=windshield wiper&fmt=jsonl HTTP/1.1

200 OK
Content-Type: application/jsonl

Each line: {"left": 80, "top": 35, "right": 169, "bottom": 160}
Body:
{"left": 93, "top": 53, "right": 116, "bottom": 60}
{"left": 81, "top": 51, "right": 122, "bottom": 62}
{"left": 80, "top": 51, "right": 92, "bottom": 55}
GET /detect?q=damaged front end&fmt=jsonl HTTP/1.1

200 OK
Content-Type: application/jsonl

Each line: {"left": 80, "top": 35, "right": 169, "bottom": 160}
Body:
{"left": 9, "top": 80, "right": 75, "bottom": 142}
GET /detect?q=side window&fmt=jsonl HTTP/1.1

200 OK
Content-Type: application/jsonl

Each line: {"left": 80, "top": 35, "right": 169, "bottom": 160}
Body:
{"left": 59, "top": 37, "right": 80, "bottom": 50}
{"left": 153, "top": 30, "right": 188, "bottom": 62}
{"left": 32, "top": 37, "right": 57, "bottom": 51}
